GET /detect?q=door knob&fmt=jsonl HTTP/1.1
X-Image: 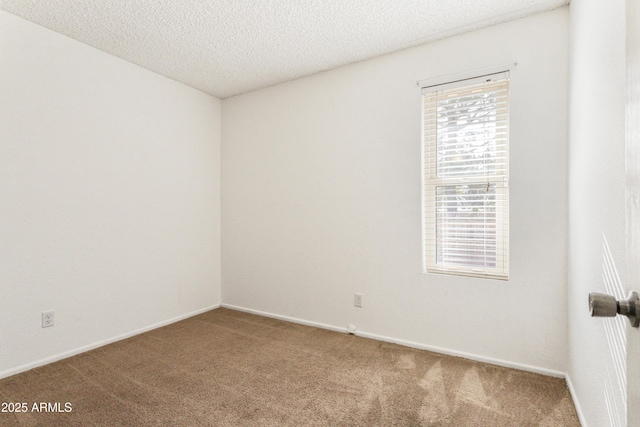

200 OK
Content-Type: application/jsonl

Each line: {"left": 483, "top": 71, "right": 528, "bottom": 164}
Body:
{"left": 589, "top": 291, "right": 640, "bottom": 328}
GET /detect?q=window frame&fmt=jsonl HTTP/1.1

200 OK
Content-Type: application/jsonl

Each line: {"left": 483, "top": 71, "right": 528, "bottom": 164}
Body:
{"left": 421, "top": 70, "right": 510, "bottom": 280}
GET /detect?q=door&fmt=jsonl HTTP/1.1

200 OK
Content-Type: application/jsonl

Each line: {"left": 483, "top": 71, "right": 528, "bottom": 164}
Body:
{"left": 626, "top": 0, "right": 640, "bottom": 425}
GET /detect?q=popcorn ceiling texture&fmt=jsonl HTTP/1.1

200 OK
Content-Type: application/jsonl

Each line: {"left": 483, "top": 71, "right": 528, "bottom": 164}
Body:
{"left": 0, "top": 0, "right": 568, "bottom": 98}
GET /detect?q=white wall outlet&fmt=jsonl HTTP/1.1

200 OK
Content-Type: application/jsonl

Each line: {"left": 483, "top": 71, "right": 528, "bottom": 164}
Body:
{"left": 42, "top": 310, "right": 54, "bottom": 328}
{"left": 354, "top": 293, "right": 363, "bottom": 308}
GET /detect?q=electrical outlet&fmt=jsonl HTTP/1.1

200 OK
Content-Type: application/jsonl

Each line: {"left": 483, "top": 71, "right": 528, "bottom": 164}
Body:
{"left": 42, "top": 311, "right": 54, "bottom": 328}
{"left": 354, "top": 293, "right": 363, "bottom": 308}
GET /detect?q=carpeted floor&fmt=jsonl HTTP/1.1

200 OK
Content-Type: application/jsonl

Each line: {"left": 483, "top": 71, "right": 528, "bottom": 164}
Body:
{"left": 0, "top": 308, "right": 580, "bottom": 426}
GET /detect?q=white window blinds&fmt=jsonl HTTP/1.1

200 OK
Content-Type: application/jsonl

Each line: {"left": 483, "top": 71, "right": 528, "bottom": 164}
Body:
{"left": 422, "top": 72, "right": 509, "bottom": 279}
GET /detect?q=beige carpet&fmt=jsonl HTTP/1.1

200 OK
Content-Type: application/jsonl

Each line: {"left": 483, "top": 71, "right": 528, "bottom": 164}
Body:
{"left": 0, "top": 308, "right": 580, "bottom": 426}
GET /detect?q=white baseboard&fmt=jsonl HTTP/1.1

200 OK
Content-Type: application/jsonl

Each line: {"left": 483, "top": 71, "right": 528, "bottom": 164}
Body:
{"left": 0, "top": 304, "right": 220, "bottom": 380}
{"left": 221, "top": 303, "right": 349, "bottom": 334}
{"left": 222, "top": 303, "right": 566, "bottom": 378}
{"left": 565, "top": 373, "right": 587, "bottom": 427}
{"left": 356, "top": 329, "right": 567, "bottom": 378}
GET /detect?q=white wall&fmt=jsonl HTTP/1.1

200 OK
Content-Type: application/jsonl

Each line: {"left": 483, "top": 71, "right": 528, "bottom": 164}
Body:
{"left": 0, "top": 11, "right": 221, "bottom": 377}
{"left": 567, "top": 0, "right": 627, "bottom": 425}
{"left": 222, "top": 8, "right": 569, "bottom": 374}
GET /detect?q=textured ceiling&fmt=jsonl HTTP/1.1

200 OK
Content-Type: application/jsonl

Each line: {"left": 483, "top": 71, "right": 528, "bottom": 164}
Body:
{"left": 1, "top": 0, "right": 569, "bottom": 98}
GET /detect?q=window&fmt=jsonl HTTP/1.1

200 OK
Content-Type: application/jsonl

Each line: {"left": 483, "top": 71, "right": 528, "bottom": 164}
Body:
{"left": 422, "top": 71, "right": 509, "bottom": 280}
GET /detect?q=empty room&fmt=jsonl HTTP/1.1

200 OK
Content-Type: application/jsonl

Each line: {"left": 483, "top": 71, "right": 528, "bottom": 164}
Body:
{"left": 1, "top": 0, "right": 638, "bottom": 426}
